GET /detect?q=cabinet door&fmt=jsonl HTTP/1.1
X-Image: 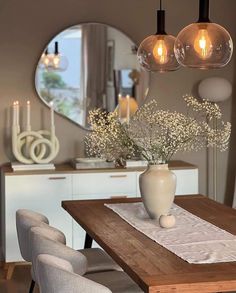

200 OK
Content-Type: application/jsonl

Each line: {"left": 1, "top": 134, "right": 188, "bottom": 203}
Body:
{"left": 136, "top": 169, "right": 199, "bottom": 197}
{"left": 4, "top": 174, "right": 72, "bottom": 262}
{"left": 72, "top": 172, "right": 137, "bottom": 196}
{"left": 72, "top": 172, "right": 138, "bottom": 249}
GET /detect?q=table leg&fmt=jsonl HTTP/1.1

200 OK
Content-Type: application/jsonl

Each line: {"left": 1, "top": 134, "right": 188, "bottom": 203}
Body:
{"left": 84, "top": 233, "right": 93, "bottom": 248}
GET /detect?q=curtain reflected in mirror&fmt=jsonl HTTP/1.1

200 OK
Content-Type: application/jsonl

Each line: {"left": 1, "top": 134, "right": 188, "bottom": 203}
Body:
{"left": 35, "top": 23, "right": 149, "bottom": 129}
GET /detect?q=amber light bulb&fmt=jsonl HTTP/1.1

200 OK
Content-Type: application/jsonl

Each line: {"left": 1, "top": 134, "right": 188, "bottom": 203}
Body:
{"left": 43, "top": 55, "right": 50, "bottom": 66}
{"left": 194, "top": 28, "right": 213, "bottom": 59}
{"left": 40, "top": 49, "right": 50, "bottom": 66}
{"left": 53, "top": 55, "right": 60, "bottom": 68}
{"left": 153, "top": 39, "right": 168, "bottom": 64}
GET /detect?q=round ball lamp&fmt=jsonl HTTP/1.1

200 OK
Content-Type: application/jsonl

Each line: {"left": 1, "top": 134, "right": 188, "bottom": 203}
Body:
{"left": 198, "top": 77, "right": 232, "bottom": 102}
{"left": 198, "top": 76, "right": 232, "bottom": 202}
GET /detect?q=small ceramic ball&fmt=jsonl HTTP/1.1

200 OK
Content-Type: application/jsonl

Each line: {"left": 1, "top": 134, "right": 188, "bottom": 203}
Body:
{"left": 159, "top": 214, "right": 176, "bottom": 228}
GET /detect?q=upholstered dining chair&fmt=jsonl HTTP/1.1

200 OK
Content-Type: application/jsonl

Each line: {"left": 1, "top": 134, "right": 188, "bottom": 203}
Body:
{"left": 16, "top": 209, "right": 120, "bottom": 273}
{"left": 16, "top": 209, "right": 66, "bottom": 293}
{"left": 30, "top": 226, "right": 143, "bottom": 293}
{"left": 16, "top": 209, "right": 121, "bottom": 292}
{"left": 36, "top": 254, "right": 112, "bottom": 293}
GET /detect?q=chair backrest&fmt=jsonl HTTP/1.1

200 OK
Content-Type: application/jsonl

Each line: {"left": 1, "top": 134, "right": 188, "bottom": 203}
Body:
{"left": 16, "top": 209, "right": 49, "bottom": 225}
{"left": 16, "top": 209, "right": 66, "bottom": 262}
{"left": 30, "top": 226, "right": 88, "bottom": 284}
{"left": 37, "top": 254, "right": 112, "bottom": 293}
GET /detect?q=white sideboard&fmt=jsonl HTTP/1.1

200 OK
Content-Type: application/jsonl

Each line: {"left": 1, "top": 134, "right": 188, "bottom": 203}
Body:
{"left": 1, "top": 161, "right": 198, "bottom": 264}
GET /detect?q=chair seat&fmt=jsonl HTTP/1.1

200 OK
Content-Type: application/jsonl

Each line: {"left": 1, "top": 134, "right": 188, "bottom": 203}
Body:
{"left": 79, "top": 248, "right": 122, "bottom": 273}
{"left": 85, "top": 271, "right": 143, "bottom": 293}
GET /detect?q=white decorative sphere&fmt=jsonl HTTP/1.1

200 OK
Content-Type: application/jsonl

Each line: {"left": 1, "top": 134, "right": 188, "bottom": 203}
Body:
{"left": 159, "top": 214, "right": 176, "bottom": 229}
{"left": 198, "top": 77, "right": 232, "bottom": 102}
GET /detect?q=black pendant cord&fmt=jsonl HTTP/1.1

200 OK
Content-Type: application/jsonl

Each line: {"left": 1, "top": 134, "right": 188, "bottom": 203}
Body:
{"left": 55, "top": 41, "right": 59, "bottom": 55}
{"left": 198, "top": 0, "right": 210, "bottom": 23}
{"left": 156, "top": 0, "right": 166, "bottom": 35}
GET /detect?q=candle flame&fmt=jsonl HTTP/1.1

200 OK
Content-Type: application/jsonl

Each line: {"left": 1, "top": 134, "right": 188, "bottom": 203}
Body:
{"left": 15, "top": 101, "right": 19, "bottom": 105}
{"left": 27, "top": 100, "right": 30, "bottom": 105}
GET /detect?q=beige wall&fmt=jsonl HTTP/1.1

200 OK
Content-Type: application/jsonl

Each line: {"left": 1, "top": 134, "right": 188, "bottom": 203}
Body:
{"left": 0, "top": 0, "right": 236, "bottom": 258}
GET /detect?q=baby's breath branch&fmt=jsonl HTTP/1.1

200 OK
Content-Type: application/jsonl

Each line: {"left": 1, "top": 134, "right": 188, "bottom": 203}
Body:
{"left": 85, "top": 96, "right": 231, "bottom": 166}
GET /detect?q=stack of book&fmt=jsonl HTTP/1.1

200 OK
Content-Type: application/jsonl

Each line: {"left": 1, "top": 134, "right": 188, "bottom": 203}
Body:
{"left": 71, "top": 158, "right": 115, "bottom": 169}
{"left": 11, "top": 162, "right": 55, "bottom": 171}
{"left": 126, "top": 160, "right": 148, "bottom": 168}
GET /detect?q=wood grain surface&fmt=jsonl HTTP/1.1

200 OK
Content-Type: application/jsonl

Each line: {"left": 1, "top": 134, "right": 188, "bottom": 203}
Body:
{"left": 62, "top": 195, "right": 236, "bottom": 293}
{"left": 2, "top": 160, "right": 197, "bottom": 176}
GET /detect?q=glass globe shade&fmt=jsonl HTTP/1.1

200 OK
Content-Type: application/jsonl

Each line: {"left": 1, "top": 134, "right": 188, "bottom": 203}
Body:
{"left": 39, "top": 52, "right": 50, "bottom": 68}
{"left": 174, "top": 22, "right": 233, "bottom": 69}
{"left": 39, "top": 53, "right": 68, "bottom": 71}
{"left": 137, "top": 34, "right": 180, "bottom": 72}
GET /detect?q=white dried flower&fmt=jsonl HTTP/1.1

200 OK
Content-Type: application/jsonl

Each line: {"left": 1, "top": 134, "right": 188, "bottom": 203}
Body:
{"left": 85, "top": 95, "right": 231, "bottom": 165}
{"left": 126, "top": 96, "right": 231, "bottom": 163}
{"left": 85, "top": 109, "right": 135, "bottom": 164}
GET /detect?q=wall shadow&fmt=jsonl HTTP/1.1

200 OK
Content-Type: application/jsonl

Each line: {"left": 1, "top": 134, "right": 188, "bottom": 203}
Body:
{"left": 224, "top": 57, "right": 236, "bottom": 206}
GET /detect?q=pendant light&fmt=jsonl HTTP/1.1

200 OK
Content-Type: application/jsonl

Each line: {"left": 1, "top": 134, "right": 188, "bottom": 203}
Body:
{"left": 174, "top": 0, "right": 233, "bottom": 69}
{"left": 137, "top": 0, "right": 180, "bottom": 72}
{"left": 40, "top": 42, "right": 68, "bottom": 71}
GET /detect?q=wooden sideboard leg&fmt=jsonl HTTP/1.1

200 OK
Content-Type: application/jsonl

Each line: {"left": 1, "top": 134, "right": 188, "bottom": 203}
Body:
{"left": 4, "top": 263, "right": 15, "bottom": 280}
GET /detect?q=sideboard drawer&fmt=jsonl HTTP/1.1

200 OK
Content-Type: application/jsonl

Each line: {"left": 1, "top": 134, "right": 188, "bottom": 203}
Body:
{"left": 72, "top": 172, "right": 137, "bottom": 195}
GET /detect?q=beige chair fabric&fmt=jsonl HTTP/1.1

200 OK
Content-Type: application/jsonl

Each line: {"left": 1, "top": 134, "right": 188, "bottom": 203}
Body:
{"left": 30, "top": 226, "right": 88, "bottom": 284}
{"left": 16, "top": 209, "right": 49, "bottom": 225}
{"left": 31, "top": 227, "right": 143, "bottom": 292}
{"left": 16, "top": 209, "right": 65, "bottom": 262}
{"left": 36, "top": 254, "right": 112, "bottom": 293}
{"left": 16, "top": 208, "right": 120, "bottom": 273}
{"left": 79, "top": 248, "right": 121, "bottom": 273}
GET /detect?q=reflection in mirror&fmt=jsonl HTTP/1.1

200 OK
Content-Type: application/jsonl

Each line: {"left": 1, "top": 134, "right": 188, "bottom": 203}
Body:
{"left": 35, "top": 23, "right": 149, "bottom": 129}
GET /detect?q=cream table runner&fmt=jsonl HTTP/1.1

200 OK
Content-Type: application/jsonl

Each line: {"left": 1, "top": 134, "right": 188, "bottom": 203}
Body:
{"left": 105, "top": 202, "right": 236, "bottom": 264}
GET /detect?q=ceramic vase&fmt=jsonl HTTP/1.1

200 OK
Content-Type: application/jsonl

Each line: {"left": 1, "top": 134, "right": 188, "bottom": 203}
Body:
{"left": 139, "top": 164, "right": 176, "bottom": 219}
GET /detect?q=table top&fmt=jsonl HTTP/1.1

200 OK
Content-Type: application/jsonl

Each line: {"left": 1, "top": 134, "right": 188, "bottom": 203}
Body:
{"left": 62, "top": 195, "right": 236, "bottom": 293}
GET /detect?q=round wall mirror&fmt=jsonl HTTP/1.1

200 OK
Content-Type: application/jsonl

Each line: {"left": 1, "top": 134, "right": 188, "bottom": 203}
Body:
{"left": 35, "top": 23, "right": 149, "bottom": 129}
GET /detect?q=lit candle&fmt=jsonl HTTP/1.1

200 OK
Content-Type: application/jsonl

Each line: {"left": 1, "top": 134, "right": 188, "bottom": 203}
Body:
{"left": 12, "top": 101, "right": 16, "bottom": 126}
{"left": 118, "top": 93, "right": 122, "bottom": 120}
{"left": 50, "top": 101, "right": 54, "bottom": 127}
{"left": 126, "top": 95, "right": 130, "bottom": 124}
{"left": 26, "top": 100, "right": 31, "bottom": 128}
{"left": 15, "top": 101, "right": 20, "bottom": 125}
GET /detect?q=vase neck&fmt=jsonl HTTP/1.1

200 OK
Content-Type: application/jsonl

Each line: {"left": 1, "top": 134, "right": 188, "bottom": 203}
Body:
{"left": 148, "top": 164, "right": 168, "bottom": 170}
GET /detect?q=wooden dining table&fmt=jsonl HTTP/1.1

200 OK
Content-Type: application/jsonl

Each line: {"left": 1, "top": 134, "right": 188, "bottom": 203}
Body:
{"left": 62, "top": 195, "right": 236, "bottom": 293}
